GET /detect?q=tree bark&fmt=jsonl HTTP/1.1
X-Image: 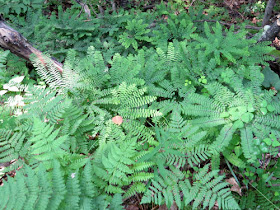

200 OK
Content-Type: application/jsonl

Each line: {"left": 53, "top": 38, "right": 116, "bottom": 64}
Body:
{"left": 262, "top": 0, "right": 275, "bottom": 27}
{"left": 0, "top": 19, "right": 63, "bottom": 73}
{"left": 259, "top": 16, "right": 280, "bottom": 42}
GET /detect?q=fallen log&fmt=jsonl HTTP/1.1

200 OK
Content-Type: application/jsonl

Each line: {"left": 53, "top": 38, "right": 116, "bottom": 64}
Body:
{"left": 0, "top": 18, "right": 63, "bottom": 73}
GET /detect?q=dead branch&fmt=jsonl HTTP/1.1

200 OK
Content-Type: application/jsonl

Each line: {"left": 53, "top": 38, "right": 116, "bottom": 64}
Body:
{"left": 0, "top": 19, "right": 63, "bottom": 73}
{"left": 143, "top": 4, "right": 154, "bottom": 11}
{"left": 74, "top": 0, "right": 91, "bottom": 19}
{"left": 98, "top": 5, "right": 105, "bottom": 17}
{"left": 89, "top": 3, "right": 99, "bottom": 18}
{"left": 111, "top": 0, "right": 116, "bottom": 12}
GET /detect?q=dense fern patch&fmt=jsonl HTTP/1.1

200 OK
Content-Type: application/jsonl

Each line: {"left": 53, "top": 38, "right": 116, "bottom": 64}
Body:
{"left": 1, "top": 1, "right": 280, "bottom": 209}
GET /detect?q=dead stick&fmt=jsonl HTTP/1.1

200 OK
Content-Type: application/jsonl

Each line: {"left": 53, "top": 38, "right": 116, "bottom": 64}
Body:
{"left": 74, "top": 0, "right": 91, "bottom": 18}
{"left": 111, "top": 0, "right": 116, "bottom": 12}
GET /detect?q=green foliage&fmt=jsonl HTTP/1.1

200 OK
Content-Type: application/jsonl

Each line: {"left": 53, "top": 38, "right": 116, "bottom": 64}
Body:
{"left": 0, "top": 0, "right": 44, "bottom": 16}
{"left": 0, "top": 50, "right": 9, "bottom": 70}
{"left": 141, "top": 164, "right": 240, "bottom": 209}
{"left": 0, "top": 130, "right": 26, "bottom": 163}
{"left": 1, "top": 1, "right": 280, "bottom": 210}
{"left": 93, "top": 137, "right": 154, "bottom": 197}
{"left": 0, "top": 50, "right": 9, "bottom": 87}
{"left": 152, "top": 12, "right": 196, "bottom": 46}
{"left": 0, "top": 160, "right": 124, "bottom": 210}
{"left": 119, "top": 19, "right": 151, "bottom": 50}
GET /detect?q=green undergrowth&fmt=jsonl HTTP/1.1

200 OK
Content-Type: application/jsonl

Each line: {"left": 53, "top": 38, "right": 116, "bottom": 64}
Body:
{"left": 0, "top": 1, "right": 280, "bottom": 210}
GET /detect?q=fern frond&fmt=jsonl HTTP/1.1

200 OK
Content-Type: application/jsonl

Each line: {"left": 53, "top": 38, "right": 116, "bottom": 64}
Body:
{"left": 30, "top": 118, "right": 68, "bottom": 166}
{"left": 240, "top": 126, "right": 256, "bottom": 163}
{"left": 0, "top": 130, "right": 26, "bottom": 163}
{"left": 210, "top": 124, "right": 236, "bottom": 154}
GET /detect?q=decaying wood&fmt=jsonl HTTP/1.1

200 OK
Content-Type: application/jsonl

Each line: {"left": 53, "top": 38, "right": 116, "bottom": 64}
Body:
{"left": 0, "top": 19, "right": 63, "bottom": 73}
{"left": 259, "top": 15, "right": 280, "bottom": 42}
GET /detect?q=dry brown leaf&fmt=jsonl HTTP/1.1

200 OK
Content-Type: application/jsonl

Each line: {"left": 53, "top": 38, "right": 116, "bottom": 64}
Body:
{"left": 251, "top": 17, "right": 260, "bottom": 24}
{"left": 112, "top": 115, "right": 123, "bottom": 125}
{"left": 125, "top": 205, "right": 139, "bottom": 210}
{"left": 226, "top": 177, "right": 242, "bottom": 196}
{"left": 273, "top": 37, "right": 280, "bottom": 48}
{"left": 213, "top": 201, "right": 219, "bottom": 209}
{"left": 224, "top": 0, "right": 243, "bottom": 9}
{"left": 159, "top": 202, "right": 178, "bottom": 210}
{"left": 224, "top": 0, "right": 234, "bottom": 9}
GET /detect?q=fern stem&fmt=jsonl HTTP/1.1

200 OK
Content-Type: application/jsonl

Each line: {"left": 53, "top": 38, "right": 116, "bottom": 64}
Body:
{"left": 225, "top": 159, "right": 240, "bottom": 187}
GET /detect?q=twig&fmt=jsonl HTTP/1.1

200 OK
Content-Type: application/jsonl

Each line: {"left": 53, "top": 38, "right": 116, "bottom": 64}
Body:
{"left": 143, "top": 4, "right": 154, "bottom": 11}
{"left": 262, "top": 0, "right": 275, "bottom": 27}
{"left": 190, "top": 0, "right": 196, "bottom": 7}
{"left": 89, "top": 3, "right": 99, "bottom": 18}
{"left": 74, "top": 0, "right": 91, "bottom": 19}
{"left": 77, "top": 7, "right": 84, "bottom": 18}
{"left": 98, "top": 4, "right": 105, "bottom": 17}
{"left": 111, "top": 0, "right": 116, "bottom": 12}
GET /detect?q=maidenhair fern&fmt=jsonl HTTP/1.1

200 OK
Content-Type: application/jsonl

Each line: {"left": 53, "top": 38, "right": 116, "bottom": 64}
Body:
{"left": 119, "top": 19, "right": 151, "bottom": 50}
{"left": 192, "top": 22, "right": 252, "bottom": 65}
{"left": 152, "top": 12, "right": 196, "bottom": 47}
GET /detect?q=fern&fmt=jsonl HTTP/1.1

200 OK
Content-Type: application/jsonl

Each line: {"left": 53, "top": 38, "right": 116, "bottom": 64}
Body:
{"left": 183, "top": 76, "right": 279, "bottom": 165}
{"left": 119, "top": 19, "right": 151, "bottom": 50}
{"left": 0, "top": 130, "right": 26, "bottom": 163}
{"left": 21, "top": 85, "right": 67, "bottom": 122}
{"left": 91, "top": 82, "right": 161, "bottom": 119}
{"left": 29, "top": 118, "right": 68, "bottom": 167}
{"left": 93, "top": 136, "right": 153, "bottom": 197}
{"left": 1, "top": 2, "right": 280, "bottom": 209}
{"left": 0, "top": 0, "right": 43, "bottom": 16}
{"left": 0, "top": 50, "right": 9, "bottom": 71}
{"left": 152, "top": 12, "right": 196, "bottom": 46}
{"left": 192, "top": 22, "right": 253, "bottom": 65}
{"left": 142, "top": 164, "right": 240, "bottom": 209}
{"left": 0, "top": 160, "right": 124, "bottom": 210}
